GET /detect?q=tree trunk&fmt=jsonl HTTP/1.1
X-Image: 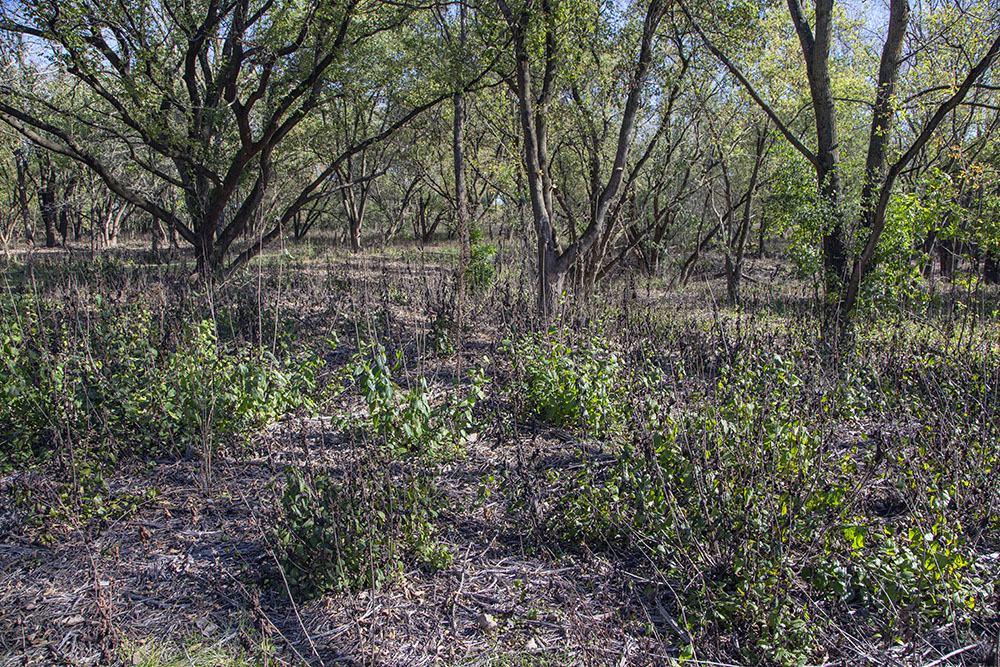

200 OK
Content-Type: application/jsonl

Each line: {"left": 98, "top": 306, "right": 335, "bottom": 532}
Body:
{"left": 340, "top": 153, "right": 369, "bottom": 253}
{"left": 985, "top": 251, "right": 999, "bottom": 285}
{"left": 348, "top": 214, "right": 363, "bottom": 252}
{"left": 842, "top": 26, "right": 1000, "bottom": 319}
{"left": 939, "top": 238, "right": 957, "bottom": 279}
{"left": 58, "top": 177, "right": 77, "bottom": 245}
{"left": 755, "top": 216, "right": 769, "bottom": 258}
{"left": 58, "top": 206, "right": 69, "bottom": 245}
{"left": 151, "top": 216, "right": 165, "bottom": 258}
{"left": 920, "top": 228, "right": 938, "bottom": 279}
{"left": 788, "top": 0, "right": 848, "bottom": 324}
{"left": 453, "top": 0, "right": 470, "bottom": 303}
{"left": 38, "top": 161, "right": 58, "bottom": 248}
{"left": 836, "top": 0, "right": 908, "bottom": 318}
{"left": 453, "top": 79, "right": 470, "bottom": 303}
{"left": 15, "top": 149, "right": 33, "bottom": 245}
{"left": 726, "top": 127, "right": 767, "bottom": 306}
{"left": 195, "top": 218, "right": 216, "bottom": 278}
{"left": 498, "top": 0, "right": 665, "bottom": 316}
{"left": 509, "top": 11, "right": 557, "bottom": 315}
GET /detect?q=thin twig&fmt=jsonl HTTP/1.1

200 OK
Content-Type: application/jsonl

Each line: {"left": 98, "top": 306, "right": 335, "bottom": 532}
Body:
{"left": 918, "top": 643, "right": 981, "bottom": 667}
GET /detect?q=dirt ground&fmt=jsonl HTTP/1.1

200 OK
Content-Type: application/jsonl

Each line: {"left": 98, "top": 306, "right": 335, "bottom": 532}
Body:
{"left": 1, "top": 410, "right": 699, "bottom": 666}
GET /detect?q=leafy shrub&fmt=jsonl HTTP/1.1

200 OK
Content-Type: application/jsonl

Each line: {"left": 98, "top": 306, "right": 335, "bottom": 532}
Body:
{"left": 533, "top": 350, "right": 995, "bottom": 665}
{"left": 428, "top": 308, "right": 456, "bottom": 358}
{"left": 159, "top": 319, "right": 322, "bottom": 456}
{"left": 466, "top": 241, "right": 497, "bottom": 292}
{"left": 273, "top": 343, "right": 488, "bottom": 597}
{"left": 0, "top": 295, "right": 323, "bottom": 467}
{"left": 462, "top": 225, "right": 497, "bottom": 293}
{"left": 352, "top": 343, "right": 485, "bottom": 458}
{"left": 274, "top": 462, "right": 453, "bottom": 597}
{"left": 859, "top": 190, "right": 937, "bottom": 314}
{"left": 0, "top": 295, "right": 65, "bottom": 466}
{"left": 509, "top": 334, "right": 626, "bottom": 435}
{"left": 275, "top": 466, "right": 399, "bottom": 594}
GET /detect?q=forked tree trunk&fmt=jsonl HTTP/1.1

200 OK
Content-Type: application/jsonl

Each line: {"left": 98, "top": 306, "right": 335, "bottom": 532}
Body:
{"left": 339, "top": 152, "right": 370, "bottom": 253}
{"left": 498, "top": 0, "right": 666, "bottom": 317}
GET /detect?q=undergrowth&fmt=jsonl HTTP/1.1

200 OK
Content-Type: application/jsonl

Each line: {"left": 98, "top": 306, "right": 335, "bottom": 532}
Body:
{"left": 273, "top": 344, "right": 487, "bottom": 598}
{"left": 3, "top": 253, "right": 998, "bottom": 666}
{"left": 504, "top": 322, "right": 999, "bottom": 665}
{"left": 0, "top": 291, "right": 323, "bottom": 468}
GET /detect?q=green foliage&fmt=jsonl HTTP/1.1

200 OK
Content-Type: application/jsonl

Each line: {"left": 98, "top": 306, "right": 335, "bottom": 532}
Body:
{"left": 274, "top": 455, "right": 455, "bottom": 596}
{"left": 0, "top": 294, "right": 323, "bottom": 467}
{"left": 0, "top": 295, "right": 64, "bottom": 467}
{"left": 466, "top": 228, "right": 497, "bottom": 292}
{"left": 861, "top": 189, "right": 941, "bottom": 312}
{"left": 783, "top": 194, "right": 834, "bottom": 286}
{"left": 352, "top": 343, "right": 486, "bottom": 457}
{"left": 274, "top": 466, "right": 402, "bottom": 594}
{"left": 428, "top": 308, "right": 457, "bottom": 358}
{"left": 159, "top": 319, "right": 321, "bottom": 454}
{"left": 509, "top": 333, "right": 626, "bottom": 435}
{"left": 273, "top": 342, "right": 490, "bottom": 597}
{"left": 860, "top": 162, "right": 1000, "bottom": 313}
{"left": 12, "top": 461, "right": 158, "bottom": 542}
{"left": 761, "top": 147, "right": 822, "bottom": 279}
{"left": 532, "top": 346, "right": 997, "bottom": 666}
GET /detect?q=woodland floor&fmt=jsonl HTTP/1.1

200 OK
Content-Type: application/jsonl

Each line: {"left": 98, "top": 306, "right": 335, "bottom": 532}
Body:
{"left": 1, "top": 239, "right": 998, "bottom": 666}
{"left": 2, "top": 420, "right": 690, "bottom": 666}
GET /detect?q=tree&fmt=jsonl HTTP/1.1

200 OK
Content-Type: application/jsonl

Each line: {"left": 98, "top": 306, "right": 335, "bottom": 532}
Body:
{"left": 0, "top": 138, "right": 24, "bottom": 250}
{"left": 432, "top": 0, "right": 473, "bottom": 301}
{"left": 0, "top": 0, "right": 451, "bottom": 276}
{"left": 493, "top": 0, "right": 672, "bottom": 315}
{"left": 684, "top": 0, "right": 1000, "bottom": 335}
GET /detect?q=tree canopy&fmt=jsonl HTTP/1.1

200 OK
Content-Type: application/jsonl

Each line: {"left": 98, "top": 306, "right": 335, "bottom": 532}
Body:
{"left": 1, "top": 0, "right": 999, "bottom": 323}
